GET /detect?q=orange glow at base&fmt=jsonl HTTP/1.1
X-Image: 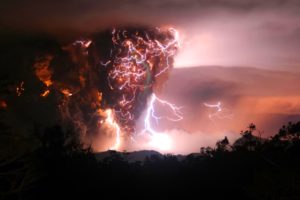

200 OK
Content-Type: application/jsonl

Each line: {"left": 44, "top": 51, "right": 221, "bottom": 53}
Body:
{"left": 104, "top": 109, "right": 121, "bottom": 150}
{"left": 148, "top": 134, "right": 172, "bottom": 152}
{"left": 40, "top": 90, "right": 50, "bottom": 97}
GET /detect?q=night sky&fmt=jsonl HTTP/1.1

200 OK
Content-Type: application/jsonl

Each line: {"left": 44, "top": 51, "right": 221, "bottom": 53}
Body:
{"left": 1, "top": 0, "right": 300, "bottom": 154}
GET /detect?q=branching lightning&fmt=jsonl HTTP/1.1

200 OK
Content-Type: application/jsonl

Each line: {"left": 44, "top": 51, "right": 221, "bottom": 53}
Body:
{"left": 204, "top": 101, "right": 233, "bottom": 121}
{"left": 144, "top": 94, "right": 183, "bottom": 135}
{"left": 106, "top": 28, "right": 180, "bottom": 133}
{"left": 141, "top": 94, "right": 183, "bottom": 151}
{"left": 102, "top": 27, "right": 180, "bottom": 149}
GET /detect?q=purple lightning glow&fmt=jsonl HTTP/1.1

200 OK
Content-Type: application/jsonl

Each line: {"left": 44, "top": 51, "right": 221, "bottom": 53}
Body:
{"left": 143, "top": 94, "right": 183, "bottom": 135}
{"left": 138, "top": 94, "right": 183, "bottom": 150}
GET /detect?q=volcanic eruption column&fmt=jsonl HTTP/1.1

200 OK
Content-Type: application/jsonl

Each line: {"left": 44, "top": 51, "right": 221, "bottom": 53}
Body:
{"left": 31, "top": 27, "right": 181, "bottom": 151}
{"left": 103, "top": 27, "right": 181, "bottom": 150}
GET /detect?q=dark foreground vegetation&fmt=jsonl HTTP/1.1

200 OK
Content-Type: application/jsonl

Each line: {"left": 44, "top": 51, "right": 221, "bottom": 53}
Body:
{"left": 1, "top": 122, "right": 300, "bottom": 200}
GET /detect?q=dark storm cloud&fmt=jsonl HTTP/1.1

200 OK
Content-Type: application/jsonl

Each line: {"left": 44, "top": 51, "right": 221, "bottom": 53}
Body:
{"left": 2, "top": 0, "right": 300, "bottom": 70}
{"left": 182, "top": 80, "right": 239, "bottom": 103}
{"left": 1, "top": 0, "right": 300, "bottom": 34}
{"left": 162, "top": 66, "right": 300, "bottom": 105}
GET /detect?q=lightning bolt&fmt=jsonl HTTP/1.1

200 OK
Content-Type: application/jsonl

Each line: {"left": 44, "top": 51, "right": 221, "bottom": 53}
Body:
{"left": 144, "top": 94, "right": 183, "bottom": 135}
{"left": 204, "top": 101, "right": 233, "bottom": 121}
{"left": 106, "top": 27, "right": 180, "bottom": 134}
{"left": 140, "top": 94, "right": 183, "bottom": 151}
{"left": 104, "top": 109, "right": 121, "bottom": 150}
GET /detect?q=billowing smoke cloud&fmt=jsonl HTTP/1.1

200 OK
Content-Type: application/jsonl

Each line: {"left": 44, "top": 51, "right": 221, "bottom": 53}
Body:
{"left": 0, "top": 27, "right": 179, "bottom": 151}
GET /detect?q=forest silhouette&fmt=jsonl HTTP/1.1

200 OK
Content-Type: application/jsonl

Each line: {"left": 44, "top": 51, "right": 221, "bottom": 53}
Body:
{"left": 1, "top": 119, "right": 300, "bottom": 200}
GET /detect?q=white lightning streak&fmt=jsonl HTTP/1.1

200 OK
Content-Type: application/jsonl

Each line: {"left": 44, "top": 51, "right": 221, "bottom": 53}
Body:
{"left": 204, "top": 102, "right": 233, "bottom": 120}
{"left": 105, "top": 109, "right": 121, "bottom": 150}
{"left": 144, "top": 94, "right": 183, "bottom": 135}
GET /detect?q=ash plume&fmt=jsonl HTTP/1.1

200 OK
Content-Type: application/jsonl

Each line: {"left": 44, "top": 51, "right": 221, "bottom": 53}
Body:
{"left": 7, "top": 27, "right": 179, "bottom": 151}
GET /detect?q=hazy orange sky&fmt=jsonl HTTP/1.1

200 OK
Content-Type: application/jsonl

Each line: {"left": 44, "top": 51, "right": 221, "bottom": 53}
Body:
{"left": 120, "top": 66, "right": 300, "bottom": 154}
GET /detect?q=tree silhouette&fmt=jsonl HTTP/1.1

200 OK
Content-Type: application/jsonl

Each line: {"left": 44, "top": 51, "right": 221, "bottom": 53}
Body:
{"left": 216, "top": 136, "right": 230, "bottom": 152}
